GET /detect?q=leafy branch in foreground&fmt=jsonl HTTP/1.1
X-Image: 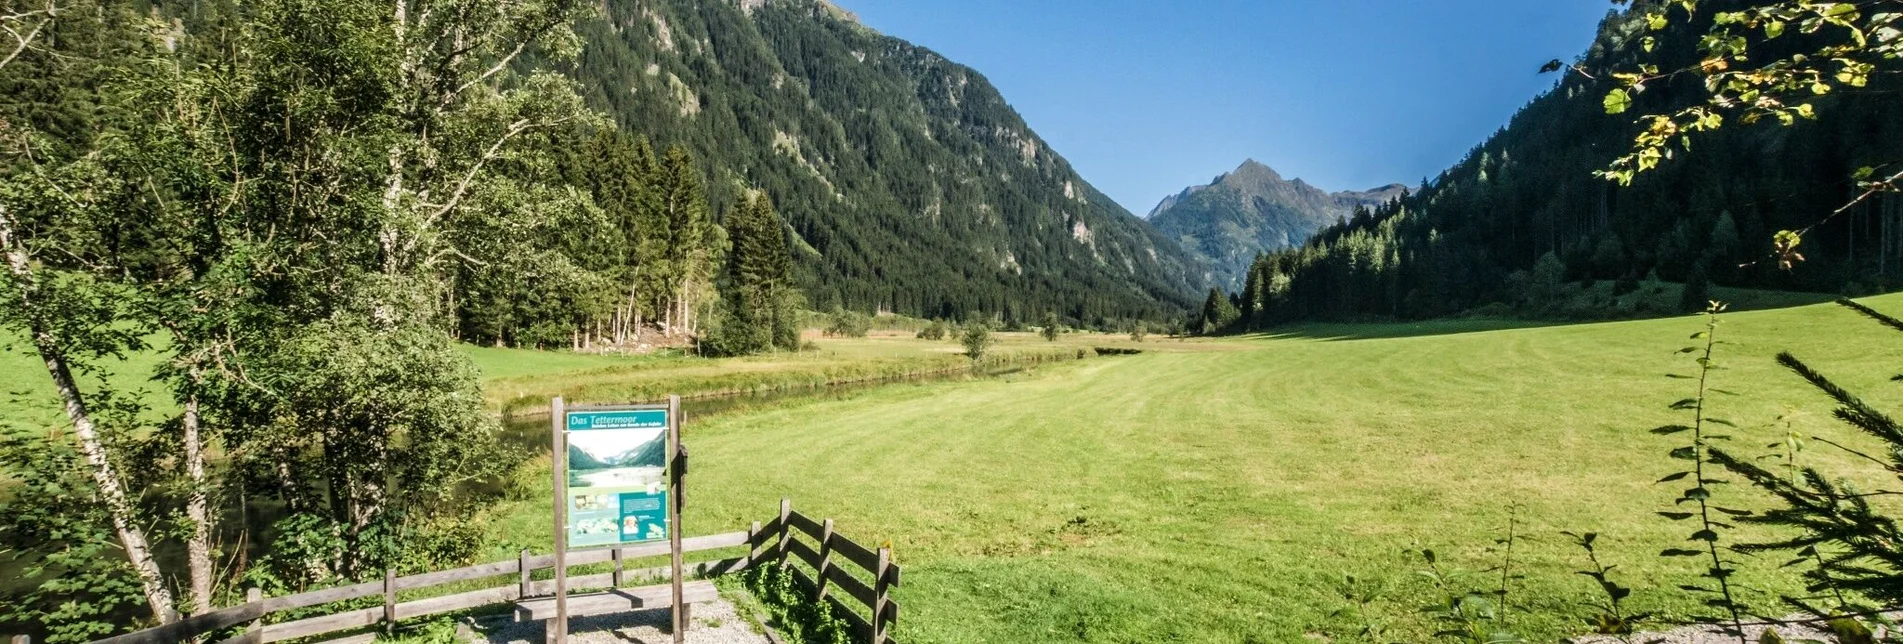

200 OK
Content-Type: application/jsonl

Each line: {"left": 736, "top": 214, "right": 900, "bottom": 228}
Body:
{"left": 1589, "top": 0, "right": 1902, "bottom": 268}
{"left": 1415, "top": 546, "right": 1523, "bottom": 644}
{"left": 1329, "top": 573, "right": 1392, "bottom": 643}
{"left": 1564, "top": 531, "right": 1648, "bottom": 639}
{"left": 1653, "top": 301, "right": 1749, "bottom": 643}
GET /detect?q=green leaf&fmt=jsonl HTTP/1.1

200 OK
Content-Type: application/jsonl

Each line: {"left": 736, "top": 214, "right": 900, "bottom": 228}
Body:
{"left": 1765, "top": 20, "right": 1786, "bottom": 39}
{"left": 1605, "top": 89, "right": 1633, "bottom": 115}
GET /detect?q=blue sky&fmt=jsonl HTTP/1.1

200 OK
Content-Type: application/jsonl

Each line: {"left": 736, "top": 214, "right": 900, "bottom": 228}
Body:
{"left": 834, "top": 0, "right": 1615, "bottom": 215}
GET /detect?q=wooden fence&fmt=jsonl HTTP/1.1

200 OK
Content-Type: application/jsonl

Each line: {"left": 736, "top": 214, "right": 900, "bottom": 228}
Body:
{"left": 762, "top": 499, "right": 903, "bottom": 644}
{"left": 66, "top": 499, "right": 899, "bottom": 644}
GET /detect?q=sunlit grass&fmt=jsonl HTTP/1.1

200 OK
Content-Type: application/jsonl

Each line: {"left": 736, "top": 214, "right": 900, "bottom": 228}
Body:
{"left": 485, "top": 295, "right": 1903, "bottom": 643}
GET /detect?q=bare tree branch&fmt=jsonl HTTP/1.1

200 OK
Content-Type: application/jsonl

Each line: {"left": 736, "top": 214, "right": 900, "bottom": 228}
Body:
{"left": 0, "top": 0, "right": 59, "bottom": 72}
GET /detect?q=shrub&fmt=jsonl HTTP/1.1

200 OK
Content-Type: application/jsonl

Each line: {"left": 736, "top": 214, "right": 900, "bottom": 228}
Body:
{"left": 916, "top": 319, "right": 949, "bottom": 341}
{"left": 961, "top": 323, "right": 994, "bottom": 362}
{"left": 824, "top": 308, "right": 871, "bottom": 338}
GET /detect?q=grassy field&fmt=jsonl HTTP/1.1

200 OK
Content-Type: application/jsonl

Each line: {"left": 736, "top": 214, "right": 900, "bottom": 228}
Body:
{"left": 466, "top": 296, "right": 1903, "bottom": 643}
{"left": 7, "top": 298, "right": 1902, "bottom": 642}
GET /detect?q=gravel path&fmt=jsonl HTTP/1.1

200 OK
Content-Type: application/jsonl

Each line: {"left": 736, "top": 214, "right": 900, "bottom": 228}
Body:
{"left": 461, "top": 596, "right": 773, "bottom": 644}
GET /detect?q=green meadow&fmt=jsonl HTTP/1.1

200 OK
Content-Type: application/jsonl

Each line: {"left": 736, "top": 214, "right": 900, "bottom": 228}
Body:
{"left": 475, "top": 296, "right": 1903, "bottom": 643}
{"left": 7, "top": 297, "right": 1902, "bottom": 642}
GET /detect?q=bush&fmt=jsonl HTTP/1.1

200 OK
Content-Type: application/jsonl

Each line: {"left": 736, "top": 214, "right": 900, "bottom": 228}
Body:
{"left": 917, "top": 319, "right": 949, "bottom": 341}
{"left": 824, "top": 308, "right": 871, "bottom": 338}
{"left": 960, "top": 324, "right": 994, "bottom": 362}
{"left": 1039, "top": 312, "right": 1062, "bottom": 342}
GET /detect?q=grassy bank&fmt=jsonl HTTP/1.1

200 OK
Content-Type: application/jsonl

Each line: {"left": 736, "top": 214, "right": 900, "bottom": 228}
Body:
{"left": 478, "top": 295, "right": 1903, "bottom": 643}
{"left": 468, "top": 329, "right": 1176, "bottom": 412}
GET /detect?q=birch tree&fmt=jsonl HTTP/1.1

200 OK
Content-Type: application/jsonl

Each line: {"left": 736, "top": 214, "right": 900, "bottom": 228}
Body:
{"left": 0, "top": 0, "right": 181, "bottom": 626}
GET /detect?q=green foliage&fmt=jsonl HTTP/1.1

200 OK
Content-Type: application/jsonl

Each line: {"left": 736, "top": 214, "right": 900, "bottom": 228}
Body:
{"left": 1040, "top": 312, "right": 1062, "bottom": 342}
{"left": 1252, "top": 2, "right": 1903, "bottom": 324}
{"left": 916, "top": 319, "right": 950, "bottom": 341}
{"left": 742, "top": 565, "right": 851, "bottom": 644}
{"left": 704, "top": 193, "right": 800, "bottom": 356}
{"left": 2, "top": 0, "right": 597, "bottom": 634}
{"left": 1596, "top": 0, "right": 1903, "bottom": 272}
{"left": 1196, "top": 287, "right": 1240, "bottom": 334}
{"left": 0, "top": 430, "right": 145, "bottom": 643}
{"left": 824, "top": 308, "right": 872, "bottom": 338}
{"left": 960, "top": 323, "right": 994, "bottom": 362}
{"left": 1130, "top": 321, "right": 1147, "bottom": 343}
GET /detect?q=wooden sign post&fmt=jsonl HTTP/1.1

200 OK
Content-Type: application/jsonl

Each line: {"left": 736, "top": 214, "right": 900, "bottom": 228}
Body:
{"left": 551, "top": 397, "right": 569, "bottom": 644}
{"left": 667, "top": 394, "right": 685, "bottom": 643}
{"left": 549, "top": 396, "right": 685, "bottom": 644}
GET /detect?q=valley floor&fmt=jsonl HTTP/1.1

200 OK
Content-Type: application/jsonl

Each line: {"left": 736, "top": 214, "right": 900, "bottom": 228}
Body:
{"left": 475, "top": 295, "right": 1903, "bottom": 643}
{"left": 7, "top": 298, "right": 1901, "bottom": 642}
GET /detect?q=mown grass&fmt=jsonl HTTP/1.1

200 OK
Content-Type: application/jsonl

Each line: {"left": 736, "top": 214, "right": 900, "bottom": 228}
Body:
{"left": 7, "top": 297, "right": 1900, "bottom": 642}
{"left": 475, "top": 295, "right": 1903, "bottom": 643}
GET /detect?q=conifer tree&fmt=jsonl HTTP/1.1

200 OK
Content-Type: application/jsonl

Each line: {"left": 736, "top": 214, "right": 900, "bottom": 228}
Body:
{"left": 705, "top": 193, "right": 797, "bottom": 355}
{"left": 1239, "top": 255, "right": 1266, "bottom": 330}
{"left": 656, "top": 145, "right": 719, "bottom": 337}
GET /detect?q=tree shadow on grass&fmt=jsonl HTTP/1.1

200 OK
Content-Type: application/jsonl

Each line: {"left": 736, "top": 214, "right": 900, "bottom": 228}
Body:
{"left": 1245, "top": 318, "right": 1576, "bottom": 343}
{"left": 1241, "top": 289, "right": 1860, "bottom": 343}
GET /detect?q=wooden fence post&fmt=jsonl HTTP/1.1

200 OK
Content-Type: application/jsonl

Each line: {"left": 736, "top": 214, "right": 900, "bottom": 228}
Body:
{"left": 612, "top": 547, "right": 625, "bottom": 588}
{"left": 816, "top": 518, "right": 835, "bottom": 601}
{"left": 874, "top": 547, "right": 891, "bottom": 644}
{"left": 519, "top": 548, "right": 532, "bottom": 598}
{"left": 747, "top": 520, "right": 763, "bottom": 566}
{"left": 247, "top": 587, "right": 263, "bottom": 641}
{"left": 383, "top": 568, "right": 397, "bottom": 633}
{"left": 777, "top": 499, "right": 792, "bottom": 567}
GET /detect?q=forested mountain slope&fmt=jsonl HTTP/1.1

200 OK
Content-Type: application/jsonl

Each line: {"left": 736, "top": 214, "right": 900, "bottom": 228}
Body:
{"left": 558, "top": 0, "right": 1204, "bottom": 324}
{"left": 1147, "top": 159, "right": 1404, "bottom": 288}
{"left": 1238, "top": 0, "right": 1903, "bottom": 323}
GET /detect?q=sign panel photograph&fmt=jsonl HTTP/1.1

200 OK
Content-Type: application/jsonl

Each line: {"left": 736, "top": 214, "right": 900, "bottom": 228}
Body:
{"left": 563, "top": 407, "right": 671, "bottom": 548}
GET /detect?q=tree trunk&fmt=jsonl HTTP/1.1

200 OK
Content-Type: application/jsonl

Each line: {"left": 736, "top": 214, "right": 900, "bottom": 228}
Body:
{"left": 2, "top": 209, "right": 180, "bottom": 624}
{"left": 182, "top": 385, "right": 215, "bottom": 615}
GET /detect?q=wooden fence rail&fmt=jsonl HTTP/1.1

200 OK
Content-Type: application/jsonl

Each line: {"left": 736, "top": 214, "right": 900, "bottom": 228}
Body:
{"left": 67, "top": 499, "right": 899, "bottom": 644}
{"left": 767, "top": 499, "right": 903, "bottom": 644}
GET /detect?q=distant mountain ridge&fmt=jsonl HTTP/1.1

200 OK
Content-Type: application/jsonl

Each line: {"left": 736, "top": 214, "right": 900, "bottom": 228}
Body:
{"left": 1147, "top": 160, "right": 1404, "bottom": 288}
{"left": 558, "top": 0, "right": 1205, "bottom": 323}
